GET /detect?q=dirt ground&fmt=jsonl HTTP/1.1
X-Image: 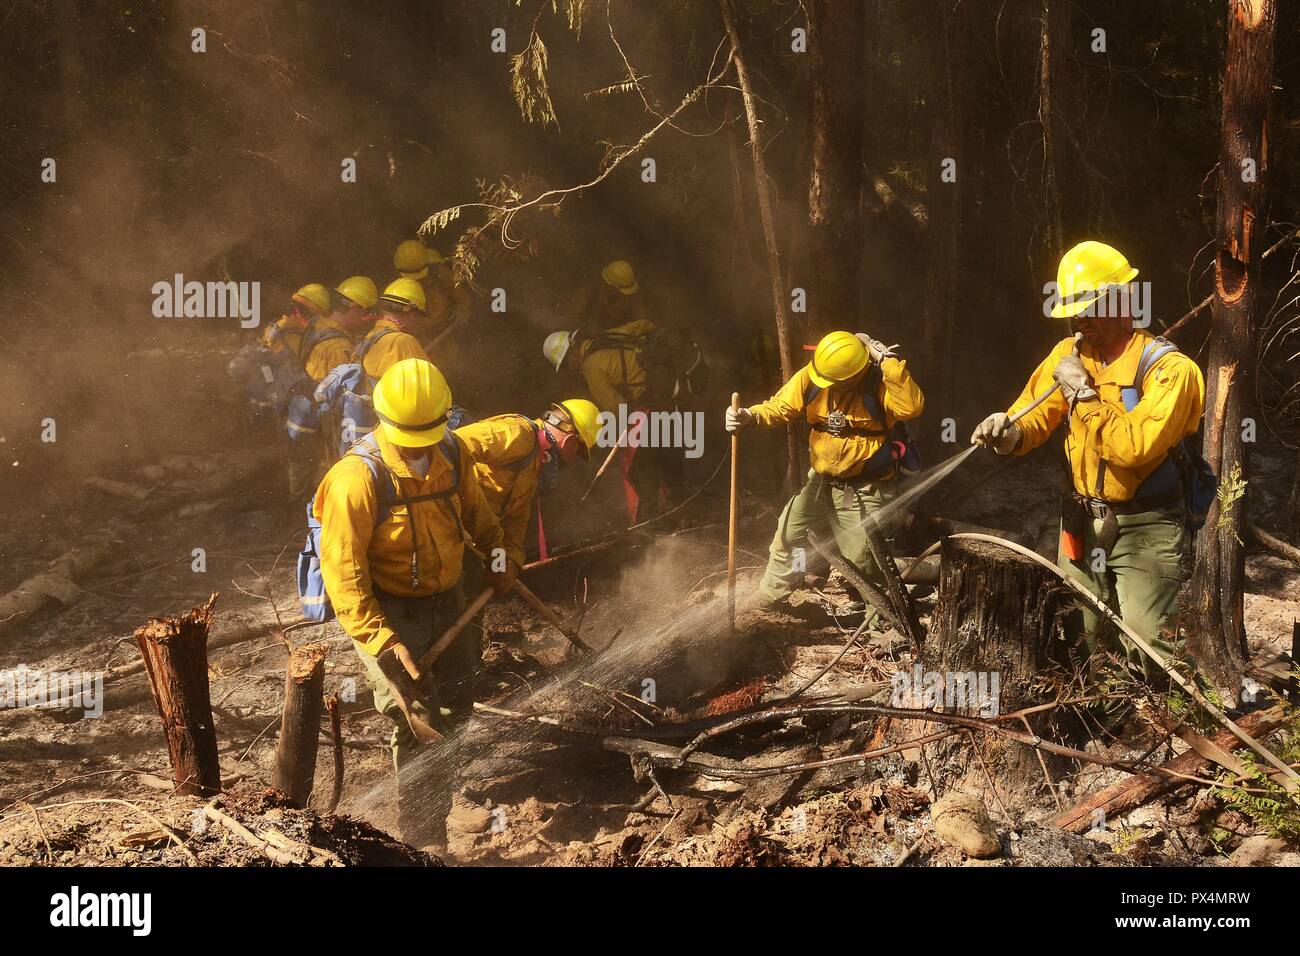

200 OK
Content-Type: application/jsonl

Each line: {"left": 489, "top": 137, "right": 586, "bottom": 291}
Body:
{"left": 2, "top": 343, "right": 1299, "bottom": 868}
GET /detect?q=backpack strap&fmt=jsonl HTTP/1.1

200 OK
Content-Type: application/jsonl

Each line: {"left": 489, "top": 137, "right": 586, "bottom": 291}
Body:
{"left": 301, "top": 321, "right": 349, "bottom": 364}
{"left": 803, "top": 363, "right": 888, "bottom": 434}
{"left": 353, "top": 326, "right": 399, "bottom": 375}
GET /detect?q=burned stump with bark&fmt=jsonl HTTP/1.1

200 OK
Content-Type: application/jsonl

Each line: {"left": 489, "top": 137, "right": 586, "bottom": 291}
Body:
{"left": 134, "top": 593, "right": 222, "bottom": 796}
{"left": 273, "top": 642, "right": 330, "bottom": 807}
{"left": 917, "top": 538, "right": 1086, "bottom": 804}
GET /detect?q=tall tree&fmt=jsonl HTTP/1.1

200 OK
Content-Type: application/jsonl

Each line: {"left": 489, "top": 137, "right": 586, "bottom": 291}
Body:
{"left": 806, "top": 0, "right": 865, "bottom": 338}
{"left": 1188, "top": 0, "right": 1277, "bottom": 696}
{"left": 921, "top": 0, "right": 967, "bottom": 418}
{"left": 719, "top": 0, "right": 802, "bottom": 492}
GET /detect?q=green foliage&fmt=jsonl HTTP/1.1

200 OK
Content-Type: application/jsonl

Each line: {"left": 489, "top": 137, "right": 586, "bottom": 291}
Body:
{"left": 1214, "top": 720, "right": 1300, "bottom": 842}
{"left": 1216, "top": 462, "right": 1247, "bottom": 542}
{"left": 511, "top": 30, "right": 558, "bottom": 129}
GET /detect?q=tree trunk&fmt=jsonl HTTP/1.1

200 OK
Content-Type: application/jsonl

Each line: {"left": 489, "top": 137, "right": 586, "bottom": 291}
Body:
{"left": 921, "top": 0, "right": 967, "bottom": 419}
{"left": 134, "top": 594, "right": 222, "bottom": 796}
{"left": 807, "top": 0, "right": 865, "bottom": 339}
{"left": 921, "top": 539, "right": 1086, "bottom": 801}
{"left": 272, "top": 642, "right": 329, "bottom": 807}
{"left": 719, "top": 0, "right": 802, "bottom": 493}
{"left": 1188, "top": 0, "right": 1277, "bottom": 697}
{"left": 1036, "top": 0, "right": 1072, "bottom": 262}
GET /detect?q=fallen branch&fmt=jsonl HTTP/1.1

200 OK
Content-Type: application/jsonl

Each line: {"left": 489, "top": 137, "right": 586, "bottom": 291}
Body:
{"left": 1251, "top": 523, "right": 1300, "bottom": 567}
{"left": 202, "top": 800, "right": 341, "bottom": 866}
{"left": 1050, "top": 704, "right": 1288, "bottom": 832}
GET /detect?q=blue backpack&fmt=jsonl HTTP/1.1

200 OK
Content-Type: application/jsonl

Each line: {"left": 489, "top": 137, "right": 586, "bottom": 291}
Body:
{"left": 227, "top": 344, "right": 308, "bottom": 423}
{"left": 312, "top": 327, "right": 400, "bottom": 456}
{"left": 296, "top": 429, "right": 464, "bottom": 622}
{"left": 1119, "top": 337, "right": 1218, "bottom": 529}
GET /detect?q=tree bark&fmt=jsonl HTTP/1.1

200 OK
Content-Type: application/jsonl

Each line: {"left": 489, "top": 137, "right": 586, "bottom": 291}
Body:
{"left": 273, "top": 642, "right": 330, "bottom": 807}
{"left": 134, "top": 594, "right": 222, "bottom": 796}
{"left": 921, "top": 0, "right": 967, "bottom": 418}
{"left": 806, "top": 0, "right": 865, "bottom": 339}
{"left": 1188, "top": 0, "right": 1277, "bottom": 696}
{"left": 922, "top": 539, "right": 1086, "bottom": 796}
{"left": 719, "top": 0, "right": 802, "bottom": 493}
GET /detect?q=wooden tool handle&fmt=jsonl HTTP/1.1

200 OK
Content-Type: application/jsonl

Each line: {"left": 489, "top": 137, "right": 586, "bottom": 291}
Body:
{"left": 728, "top": 392, "right": 740, "bottom": 632}
{"left": 416, "top": 587, "right": 495, "bottom": 674}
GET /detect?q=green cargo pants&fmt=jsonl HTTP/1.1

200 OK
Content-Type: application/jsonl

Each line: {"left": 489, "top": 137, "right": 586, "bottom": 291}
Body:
{"left": 354, "top": 584, "right": 477, "bottom": 771}
{"left": 1056, "top": 503, "right": 1185, "bottom": 680}
{"left": 759, "top": 469, "right": 897, "bottom": 604}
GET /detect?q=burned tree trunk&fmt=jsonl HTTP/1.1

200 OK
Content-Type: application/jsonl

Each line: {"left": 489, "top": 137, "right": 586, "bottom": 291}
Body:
{"left": 272, "top": 642, "right": 329, "bottom": 807}
{"left": 806, "top": 0, "right": 864, "bottom": 339}
{"left": 921, "top": 539, "right": 1085, "bottom": 801}
{"left": 1189, "top": 0, "right": 1277, "bottom": 697}
{"left": 134, "top": 593, "right": 222, "bottom": 796}
{"left": 719, "top": 0, "right": 802, "bottom": 493}
{"left": 921, "top": 0, "right": 967, "bottom": 417}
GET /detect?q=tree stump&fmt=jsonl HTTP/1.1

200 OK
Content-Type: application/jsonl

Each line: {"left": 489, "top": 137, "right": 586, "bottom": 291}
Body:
{"left": 915, "top": 538, "right": 1086, "bottom": 804}
{"left": 134, "top": 593, "right": 222, "bottom": 796}
{"left": 272, "top": 642, "right": 329, "bottom": 807}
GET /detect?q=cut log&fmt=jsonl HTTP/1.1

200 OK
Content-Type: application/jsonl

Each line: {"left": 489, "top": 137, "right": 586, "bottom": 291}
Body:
{"left": 0, "top": 525, "right": 122, "bottom": 633}
{"left": 919, "top": 537, "right": 1084, "bottom": 800}
{"left": 1051, "top": 705, "right": 1287, "bottom": 832}
{"left": 134, "top": 594, "right": 222, "bottom": 796}
{"left": 272, "top": 642, "right": 329, "bottom": 807}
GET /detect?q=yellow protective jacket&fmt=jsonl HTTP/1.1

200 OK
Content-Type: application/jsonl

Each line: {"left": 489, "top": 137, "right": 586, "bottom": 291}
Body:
{"left": 578, "top": 318, "right": 655, "bottom": 413}
{"left": 359, "top": 316, "right": 431, "bottom": 382}
{"left": 455, "top": 414, "right": 543, "bottom": 569}
{"left": 302, "top": 317, "right": 354, "bottom": 383}
{"left": 1009, "top": 331, "right": 1206, "bottom": 502}
{"left": 313, "top": 428, "right": 505, "bottom": 656}
{"left": 749, "top": 358, "right": 925, "bottom": 479}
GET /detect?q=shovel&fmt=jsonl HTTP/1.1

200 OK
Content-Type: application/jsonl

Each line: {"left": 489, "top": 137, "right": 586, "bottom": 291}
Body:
{"left": 465, "top": 544, "right": 592, "bottom": 654}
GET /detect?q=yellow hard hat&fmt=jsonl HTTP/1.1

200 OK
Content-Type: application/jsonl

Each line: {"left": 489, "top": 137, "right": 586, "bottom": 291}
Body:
{"left": 808, "top": 330, "right": 869, "bottom": 388}
{"left": 380, "top": 277, "right": 427, "bottom": 314}
{"left": 335, "top": 275, "right": 378, "bottom": 310}
{"left": 600, "top": 259, "right": 639, "bottom": 295}
{"left": 543, "top": 330, "right": 576, "bottom": 371}
{"left": 373, "top": 358, "right": 453, "bottom": 448}
{"left": 292, "top": 283, "right": 331, "bottom": 317}
{"left": 394, "top": 239, "right": 437, "bottom": 280}
{"left": 1050, "top": 241, "right": 1139, "bottom": 319}
{"left": 552, "top": 399, "right": 601, "bottom": 455}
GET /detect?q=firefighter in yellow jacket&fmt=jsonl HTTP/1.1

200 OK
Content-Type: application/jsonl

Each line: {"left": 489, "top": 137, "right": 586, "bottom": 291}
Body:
{"left": 456, "top": 399, "right": 601, "bottom": 570}
{"left": 313, "top": 357, "right": 511, "bottom": 842}
{"left": 726, "top": 330, "right": 925, "bottom": 605}
{"left": 354, "top": 278, "right": 433, "bottom": 382}
{"left": 971, "top": 241, "right": 1206, "bottom": 678}
{"left": 543, "top": 318, "right": 690, "bottom": 523}
{"left": 266, "top": 284, "right": 357, "bottom": 498}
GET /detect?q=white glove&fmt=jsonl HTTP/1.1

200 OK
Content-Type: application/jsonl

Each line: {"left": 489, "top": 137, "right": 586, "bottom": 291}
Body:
{"left": 970, "top": 412, "right": 1021, "bottom": 455}
{"left": 856, "top": 333, "right": 898, "bottom": 363}
{"left": 1052, "top": 355, "right": 1097, "bottom": 407}
{"left": 725, "top": 405, "right": 754, "bottom": 433}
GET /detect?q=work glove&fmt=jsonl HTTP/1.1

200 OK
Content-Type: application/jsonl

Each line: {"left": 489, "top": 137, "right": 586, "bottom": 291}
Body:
{"left": 855, "top": 333, "right": 899, "bottom": 364}
{"left": 1052, "top": 355, "right": 1098, "bottom": 408}
{"left": 487, "top": 559, "right": 518, "bottom": 598}
{"left": 382, "top": 641, "right": 422, "bottom": 681}
{"left": 725, "top": 405, "right": 754, "bottom": 433}
{"left": 970, "top": 412, "right": 1021, "bottom": 455}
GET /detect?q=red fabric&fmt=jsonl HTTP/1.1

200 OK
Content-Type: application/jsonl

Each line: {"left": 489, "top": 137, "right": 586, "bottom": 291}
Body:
{"left": 536, "top": 497, "right": 549, "bottom": 561}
